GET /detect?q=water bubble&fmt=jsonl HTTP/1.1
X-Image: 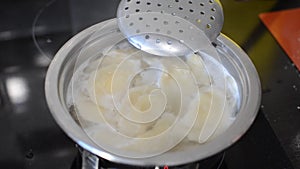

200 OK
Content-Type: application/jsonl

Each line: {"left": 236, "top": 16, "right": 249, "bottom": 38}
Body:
{"left": 297, "top": 106, "right": 300, "bottom": 110}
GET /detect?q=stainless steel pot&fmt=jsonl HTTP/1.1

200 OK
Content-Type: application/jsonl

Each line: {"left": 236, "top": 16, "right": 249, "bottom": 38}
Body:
{"left": 45, "top": 19, "right": 261, "bottom": 167}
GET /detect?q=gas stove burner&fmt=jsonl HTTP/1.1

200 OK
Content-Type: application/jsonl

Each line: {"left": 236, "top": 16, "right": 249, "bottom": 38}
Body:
{"left": 70, "top": 148, "right": 226, "bottom": 169}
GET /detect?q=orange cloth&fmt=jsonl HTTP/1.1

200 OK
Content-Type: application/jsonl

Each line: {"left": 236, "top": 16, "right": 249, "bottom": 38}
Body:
{"left": 260, "top": 8, "right": 300, "bottom": 71}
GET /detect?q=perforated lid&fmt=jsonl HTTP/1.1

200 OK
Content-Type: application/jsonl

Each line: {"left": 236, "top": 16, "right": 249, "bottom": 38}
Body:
{"left": 117, "top": 0, "right": 224, "bottom": 56}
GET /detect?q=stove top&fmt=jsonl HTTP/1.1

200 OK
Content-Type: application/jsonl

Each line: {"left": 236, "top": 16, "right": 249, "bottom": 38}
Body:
{"left": 0, "top": 0, "right": 300, "bottom": 169}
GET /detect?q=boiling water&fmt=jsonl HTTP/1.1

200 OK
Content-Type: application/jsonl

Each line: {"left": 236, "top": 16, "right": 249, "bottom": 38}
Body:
{"left": 66, "top": 41, "right": 240, "bottom": 158}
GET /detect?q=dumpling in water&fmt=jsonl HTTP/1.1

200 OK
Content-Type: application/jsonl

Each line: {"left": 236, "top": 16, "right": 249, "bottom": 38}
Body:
{"left": 69, "top": 46, "right": 239, "bottom": 158}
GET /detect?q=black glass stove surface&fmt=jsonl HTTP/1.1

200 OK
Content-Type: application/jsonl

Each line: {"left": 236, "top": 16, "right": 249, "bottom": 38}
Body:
{"left": 0, "top": 0, "right": 300, "bottom": 169}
